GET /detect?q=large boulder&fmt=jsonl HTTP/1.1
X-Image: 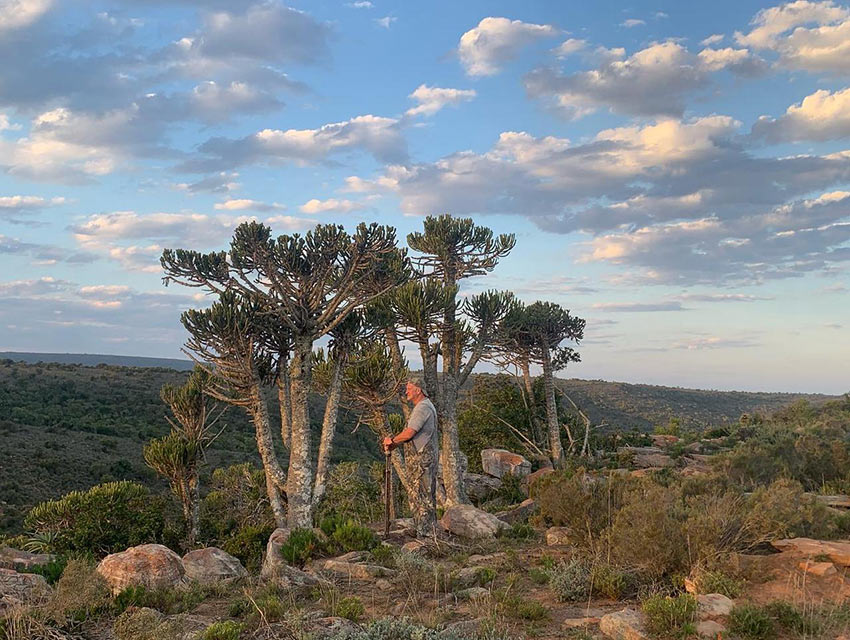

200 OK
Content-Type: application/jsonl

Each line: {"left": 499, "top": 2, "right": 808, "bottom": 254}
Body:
{"left": 182, "top": 547, "right": 247, "bottom": 584}
{"left": 495, "top": 498, "right": 538, "bottom": 524}
{"left": 600, "top": 608, "right": 648, "bottom": 640}
{"left": 440, "top": 505, "right": 510, "bottom": 539}
{"left": 97, "top": 544, "right": 185, "bottom": 594}
{"left": 619, "top": 447, "right": 675, "bottom": 469}
{"left": 465, "top": 472, "right": 502, "bottom": 502}
{"left": 0, "top": 568, "right": 51, "bottom": 612}
{"left": 317, "top": 558, "right": 395, "bottom": 580}
{"left": 260, "top": 527, "right": 325, "bottom": 589}
{"left": 481, "top": 449, "right": 531, "bottom": 479}
{"left": 772, "top": 538, "right": 850, "bottom": 566}
{"left": 0, "top": 546, "right": 55, "bottom": 571}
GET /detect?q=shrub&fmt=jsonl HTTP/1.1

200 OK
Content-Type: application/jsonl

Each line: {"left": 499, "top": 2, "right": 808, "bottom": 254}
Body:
{"left": 496, "top": 474, "right": 526, "bottom": 505}
{"left": 317, "top": 462, "right": 382, "bottom": 524}
{"left": 47, "top": 557, "right": 111, "bottom": 622}
{"left": 20, "top": 554, "right": 69, "bottom": 585}
{"left": 763, "top": 601, "right": 820, "bottom": 636}
{"left": 199, "top": 464, "right": 274, "bottom": 544}
{"left": 496, "top": 591, "right": 549, "bottom": 621}
{"left": 337, "top": 596, "right": 366, "bottom": 622}
{"left": 590, "top": 563, "right": 631, "bottom": 600}
{"left": 369, "top": 544, "right": 396, "bottom": 567}
{"left": 24, "top": 481, "right": 167, "bottom": 556}
{"left": 201, "top": 621, "right": 243, "bottom": 640}
{"left": 499, "top": 523, "right": 536, "bottom": 540}
{"left": 728, "top": 604, "right": 776, "bottom": 640}
{"left": 744, "top": 479, "right": 837, "bottom": 540}
{"left": 113, "top": 607, "right": 164, "bottom": 640}
{"left": 545, "top": 557, "right": 592, "bottom": 602}
{"left": 641, "top": 593, "right": 698, "bottom": 639}
{"left": 219, "top": 523, "right": 274, "bottom": 574}
{"left": 692, "top": 569, "right": 742, "bottom": 598}
{"left": 280, "top": 528, "right": 326, "bottom": 567}
{"left": 321, "top": 516, "right": 378, "bottom": 554}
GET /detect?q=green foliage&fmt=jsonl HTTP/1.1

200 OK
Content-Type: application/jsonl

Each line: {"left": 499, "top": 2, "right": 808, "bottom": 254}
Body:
{"left": 317, "top": 462, "right": 383, "bottom": 524}
{"left": 280, "top": 528, "right": 325, "bottom": 567}
{"left": 320, "top": 516, "right": 378, "bottom": 554}
{"left": 728, "top": 604, "right": 776, "bottom": 640}
{"left": 654, "top": 418, "right": 682, "bottom": 437}
{"left": 24, "top": 481, "right": 167, "bottom": 556}
{"left": 495, "top": 592, "right": 549, "bottom": 621}
{"left": 201, "top": 621, "right": 243, "bottom": 640}
{"left": 498, "top": 522, "right": 537, "bottom": 540}
{"left": 219, "top": 523, "right": 274, "bottom": 575}
{"left": 763, "top": 601, "right": 821, "bottom": 636}
{"left": 19, "top": 554, "right": 69, "bottom": 585}
{"left": 336, "top": 596, "right": 366, "bottom": 622}
{"left": 113, "top": 582, "right": 216, "bottom": 616}
{"left": 47, "top": 557, "right": 112, "bottom": 622}
{"left": 692, "top": 569, "right": 742, "bottom": 598}
{"left": 641, "top": 594, "right": 698, "bottom": 639}
{"left": 545, "top": 556, "right": 592, "bottom": 602}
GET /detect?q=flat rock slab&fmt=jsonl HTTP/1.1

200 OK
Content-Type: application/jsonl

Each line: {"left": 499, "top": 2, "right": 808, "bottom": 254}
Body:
{"left": 772, "top": 538, "right": 850, "bottom": 566}
{"left": 0, "top": 568, "right": 51, "bottom": 611}
{"left": 481, "top": 449, "right": 532, "bottom": 479}
{"left": 798, "top": 561, "right": 837, "bottom": 577}
{"left": 600, "top": 608, "right": 648, "bottom": 640}
{"left": 182, "top": 547, "right": 246, "bottom": 584}
{"left": 97, "top": 544, "right": 184, "bottom": 594}
{"left": 440, "top": 504, "right": 510, "bottom": 539}
{"left": 698, "top": 593, "right": 734, "bottom": 620}
{"left": 0, "top": 546, "right": 55, "bottom": 571}
{"left": 319, "top": 559, "right": 395, "bottom": 580}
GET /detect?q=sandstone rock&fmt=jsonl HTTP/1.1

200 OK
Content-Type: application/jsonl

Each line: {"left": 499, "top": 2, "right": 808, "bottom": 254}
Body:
{"left": 650, "top": 434, "right": 680, "bottom": 448}
{"left": 0, "top": 568, "right": 51, "bottom": 611}
{"left": 812, "top": 495, "right": 850, "bottom": 509}
{"left": 440, "top": 505, "right": 510, "bottom": 539}
{"left": 684, "top": 442, "right": 703, "bottom": 453}
{"left": 481, "top": 449, "right": 531, "bottom": 479}
{"left": 375, "top": 578, "right": 393, "bottom": 591}
{"left": 772, "top": 538, "right": 850, "bottom": 566}
{"left": 546, "top": 526, "right": 572, "bottom": 546}
{"left": 600, "top": 608, "right": 647, "bottom": 640}
{"left": 260, "top": 527, "right": 291, "bottom": 581}
{"left": 619, "top": 446, "right": 675, "bottom": 469}
{"left": 467, "top": 552, "right": 506, "bottom": 564}
{"left": 453, "top": 566, "right": 494, "bottom": 589}
{"left": 798, "top": 560, "right": 837, "bottom": 577}
{"left": 157, "top": 613, "right": 209, "bottom": 640}
{"left": 401, "top": 539, "right": 430, "bottom": 555}
{"left": 465, "top": 472, "right": 502, "bottom": 502}
{"left": 97, "top": 544, "right": 184, "bottom": 594}
{"left": 0, "top": 546, "right": 55, "bottom": 571}
{"left": 319, "top": 559, "right": 395, "bottom": 580}
{"left": 456, "top": 586, "right": 490, "bottom": 601}
{"left": 335, "top": 551, "right": 368, "bottom": 563}
{"left": 563, "top": 617, "right": 601, "bottom": 628}
{"left": 524, "top": 467, "right": 555, "bottom": 492}
{"left": 496, "top": 498, "right": 538, "bottom": 524}
{"left": 631, "top": 468, "right": 666, "bottom": 478}
{"left": 698, "top": 593, "right": 734, "bottom": 620}
{"left": 696, "top": 620, "right": 726, "bottom": 638}
{"left": 182, "top": 547, "right": 247, "bottom": 584}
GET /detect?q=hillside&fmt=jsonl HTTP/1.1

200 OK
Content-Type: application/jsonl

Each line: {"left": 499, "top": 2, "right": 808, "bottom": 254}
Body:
{"left": 0, "top": 351, "right": 195, "bottom": 370}
{"left": 0, "top": 358, "right": 836, "bottom": 535}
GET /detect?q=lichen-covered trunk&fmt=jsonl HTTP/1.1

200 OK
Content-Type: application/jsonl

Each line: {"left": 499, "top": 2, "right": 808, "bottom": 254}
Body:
{"left": 248, "top": 379, "right": 288, "bottom": 527}
{"left": 182, "top": 473, "right": 200, "bottom": 548}
{"left": 287, "top": 335, "right": 314, "bottom": 529}
{"left": 521, "top": 360, "right": 542, "bottom": 447}
{"left": 385, "top": 326, "right": 411, "bottom": 420}
{"left": 439, "top": 379, "right": 468, "bottom": 505}
{"left": 312, "top": 356, "right": 343, "bottom": 508}
{"left": 278, "top": 360, "right": 292, "bottom": 450}
{"left": 541, "top": 347, "right": 563, "bottom": 467}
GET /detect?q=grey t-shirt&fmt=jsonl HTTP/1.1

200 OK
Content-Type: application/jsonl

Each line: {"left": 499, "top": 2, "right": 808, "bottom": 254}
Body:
{"left": 407, "top": 398, "right": 437, "bottom": 452}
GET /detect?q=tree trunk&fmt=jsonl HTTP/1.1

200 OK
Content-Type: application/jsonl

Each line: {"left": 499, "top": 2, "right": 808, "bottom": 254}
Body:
{"left": 374, "top": 410, "right": 417, "bottom": 506}
{"left": 520, "top": 360, "right": 542, "bottom": 447}
{"left": 541, "top": 347, "right": 564, "bottom": 467}
{"left": 287, "top": 335, "right": 314, "bottom": 528}
{"left": 248, "top": 381, "right": 288, "bottom": 527}
{"left": 439, "top": 380, "right": 468, "bottom": 505}
{"left": 278, "top": 360, "right": 292, "bottom": 450}
{"left": 187, "top": 474, "right": 200, "bottom": 548}
{"left": 312, "top": 356, "right": 343, "bottom": 508}
{"left": 385, "top": 326, "right": 411, "bottom": 420}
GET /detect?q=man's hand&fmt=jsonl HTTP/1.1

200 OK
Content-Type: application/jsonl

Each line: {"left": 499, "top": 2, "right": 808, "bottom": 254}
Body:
{"left": 382, "top": 436, "right": 394, "bottom": 453}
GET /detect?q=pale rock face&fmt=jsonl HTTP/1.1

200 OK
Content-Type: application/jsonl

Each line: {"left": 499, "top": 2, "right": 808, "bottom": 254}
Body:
{"left": 318, "top": 558, "right": 395, "bottom": 580}
{"left": 650, "top": 434, "right": 680, "bottom": 447}
{"left": 452, "top": 566, "right": 494, "bottom": 589}
{"left": 0, "top": 568, "right": 51, "bottom": 612}
{"left": 480, "top": 449, "right": 532, "bottom": 479}
{"left": 440, "top": 504, "right": 510, "bottom": 539}
{"left": 0, "top": 546, "right": 55, "bottom": 571}
{"left": 96, "top": 544, "right": 185, "bottom": 594}
{"left": 464, "top": 472, "right": 503, "bottom": 501}
{"left": 600, "top": 608, "right": 648, "bottom": 640}
{"left": 697, "top": 593, "right": 735, "bottom": 620}
{"left": 259, "top": 527, "right": 325, "bottom": 588}
{"left": 619, "top": 446, "right": 676, "bottom": 468}
{"left": 773, "top": 538, "right": 850, "bottom": 566}
{"left": 495, "top": 498, "right": 538, "bottom": 524}
{"left": 696, "top": 620, "right": 726, "bottom": 638}
{"left": 182, "top": 547, "right": 247, "bottom": 584}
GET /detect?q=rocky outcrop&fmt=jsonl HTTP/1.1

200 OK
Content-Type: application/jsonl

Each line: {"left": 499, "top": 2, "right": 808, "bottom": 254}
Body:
{"left": 495, "top": 498, "right": 537, "bottom": 524}
{"left": 798, "top": 560, "right": 837, "bottom": 577}
{"left": 260, "top": 527, "right": 291, "bottom": 581}
{"left": 182, "top": 547, "right": 247, "bottom": 584}
{"left": 97, "top": 544, "right": 185, "bottom": 594}
{"left": 0, "top": 546, "right": 55, "bottom": 571}
{"left": 452, "top": 566, "right": 494, "bottom": 589}
{"left": 619, "top": 446, "right": 675, "bottom": 469}
{"left": 523, "top": 467, "right": 554, "bottom": 493}
{"left": 481, "top": 449, "right": 532, "bottom": 479}
{"left": 465, "top": 472, "right": 502, "bottom": 501}
{"left": 697, "top": 593, "right": 734, "bottom": 620}
{"left": 772, "top": 538, "right": 850, "bottom": 566}
{"left": 650, "top": 435, "right": 680, "bottom": 448}
{"left": 0, "top": 568, "right": 51, "bottom": 612}
{"left": 600, "top": 608, "right": 647, "bottom": 640}
{"left": 440, "top": 505, "right": 510, "bottom": 539}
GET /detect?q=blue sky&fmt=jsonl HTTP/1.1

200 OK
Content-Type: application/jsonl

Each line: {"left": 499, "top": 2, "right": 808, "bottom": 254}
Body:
{"left": 0, "top": 0, "right": 848, "bottom": 393}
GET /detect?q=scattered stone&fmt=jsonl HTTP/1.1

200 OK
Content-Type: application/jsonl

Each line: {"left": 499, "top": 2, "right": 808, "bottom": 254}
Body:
{"left": 335, "top": 551, "right": 368, "bottom": 563}
{"left": 260, "top": 527, "right": 291, "bottom": 581}
{"left": 401, "top": 540, "right": 430, "bottom": 555}
{"left": 619, "top": 446, "right": 675, "bottom": 469}
{"left": 650, "top": 434, "right": 680, "bottom": 447}
{"left": 481, "top": 449, "right": 532, "bottom": 479}
{"left": 97, "top": 544, "right": 184, "bottom": 594}
{"left": 440, "top": 619, "right": 483, "bottom": 638}
{"left": 0, "top": 568, "right": 51, "bottom": 611}
{"left": 496, "top": 498, "right": 538, "bottom": 524}
{"left": 798, "top": 561, "right": 837, "bottom": 577}
{"left": 697, "top": 593, "right": 734, "bottom": 620}
{"left": 311, "top": 616, "right": 362, "bottom": 639}
{"left": 455, "top": 586, "right": 490, "bottom": 600}
{"left": 546, "top": 526, "right": 572, "bottom": 546}
{"left": 319, "top": 559, "right": 395, "bottom": 580}
{"left": 772, "top": 538, "right": 850, "bottom": 566}
{"left": 600, "top": 608, "right": 647, "bottom": 640}
{"left": 440, "top": 505, "right": 510, "bottom": 539}
{"left": 696, "top": 620, "right": 726, "bottom": 638}
{"left": 563, "top": 617, "right": 601, "bottom": 629}
{"left": 453, "top": 566, "right": 494, "bottom": 589}
{"left": 182, "top": 547, "right": 247, "bottom": 584}
{"left": 467, "top": 552, "right": 506, "bottom": 564}
{"left": 375, "top": 578, "right": 393, "bottom": 591}
{"left": 0, "top": 546, "right": 55, "bottom": 571}
{"left": 465, "top": 472, "right": 503, "bottom": 502}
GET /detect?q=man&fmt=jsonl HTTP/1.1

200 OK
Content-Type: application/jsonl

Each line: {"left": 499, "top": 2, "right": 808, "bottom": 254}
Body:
{"left": 383, "top": 380, "right": 438, "bottom": 537}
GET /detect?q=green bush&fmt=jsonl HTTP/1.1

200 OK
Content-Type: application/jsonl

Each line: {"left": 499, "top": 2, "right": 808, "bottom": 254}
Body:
{"left": 280, "top": 528, "right": 326, "bottom": 567}
{"left": 321, "top": 516, "right": 378, "bottom": 554}
{"left": 219, "top": 523, "right": 274, "bottom": 574}
{"left": 113, "top": 607, "right": 164, "bottom": 640}
{"left": 201, "top": 621, "right": 243, "bottom": 640}
{"left": 337, "top": 596, "right": 366, "bottom": 622}
{"left": 692, "top": 569, "right": 742, "bottom": 598}
{"left": 20, "top": 554, "right": 69, "bottom": 585}
{"left": 545, "top": 557, "right": 591, "bottom": 602}
{"left": 47, "top": 557, "right": 112, "bottom": 622}
{"left": 728, "top": 604, "right": 776, "bottom": 640}
{"left": 499, "top": 523, "right": 537, "bottom": 540}
{"left": 317, "top": 462, "right": 383, "bottom": 524}
{"left": 641, "top": 593, "right": 697, "bottom": 639}
{"left": 763, "top": 601, "right": 820, "bottom": 636}
{"left": 24, "top": 481, "right": 167, "bottom": 556}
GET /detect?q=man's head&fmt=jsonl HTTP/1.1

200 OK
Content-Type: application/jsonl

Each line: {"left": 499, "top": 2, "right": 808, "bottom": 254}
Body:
{"left": 404, "top": 380, "right": 427, "bottom": 404}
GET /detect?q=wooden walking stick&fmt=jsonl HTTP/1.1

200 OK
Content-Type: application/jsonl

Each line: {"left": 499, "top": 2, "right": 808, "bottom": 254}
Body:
{"left": 384, "top": 450, "right": 392, "bottom": 535}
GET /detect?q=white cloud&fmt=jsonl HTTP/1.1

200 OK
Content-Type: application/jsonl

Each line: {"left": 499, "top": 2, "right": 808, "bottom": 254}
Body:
{"left": 701, "top": 33, "right": 725, "bottom": 46}
{"left": 552, "top": 38, "right": 586, "bottom": 58}
{"left": 214, "top": 198, "right": 286, "bottom": 212}
{"left": 458, "top": 17, "right": 558, "bottom": 76}
{"left": 621, "top": 19, "right": 646, "bottom": 28}
{"left": 593, "top": 301, "right": 686, "bottom": 312}
{"left": 374, "top": 16, "right": 396, "bottom": 28}
{"left": 697, "top": 47, "right": 767, "bottom": 74}
{"left": 348, "top": 1, "right": 373, "bottom": 7}
{"left": 736, "top": 0, "right": 850, "bottom": 73}
{"left": 0, "top": 195, "right": 65, "bottom": 210}
{"left": 0, "top": 113, "right": 20, "bottom": 130}
{"left": 0, "top": 0, "right": 53, "bottom": 32}
{"left": 752, "top": 86, "right": 850, "bottom": 142}
{"left": 405, "top": 85, "right": 476, "bottom": 117}
{"left": 299, "top": 198, "right": 366, "bottom": 214}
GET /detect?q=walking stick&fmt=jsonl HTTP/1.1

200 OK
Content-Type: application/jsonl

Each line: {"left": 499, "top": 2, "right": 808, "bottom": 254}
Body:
{"left": 384, "top": 450, "right": 391, "bottom": 536}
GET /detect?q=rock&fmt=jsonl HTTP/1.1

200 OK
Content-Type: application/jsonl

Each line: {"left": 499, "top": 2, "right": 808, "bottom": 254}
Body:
{"left": 696, "top": 620, "right": 726, "bottom": 638}
{"left": 97, "top": 544, "right": 184, "bottom": 594}
{"left": 465, "top": 472, "right": 502, "bottom": 502}
{"left": 546, "top": 526, "right": 572, "bottom": 546}
{"left": 440, "top": 505, "right": 510, "bottom": 539}
{"left": 0, "top": 568, "right": 51, "bottom": 611}
{"left": 453, "top": 566, "right": 494, "bottom": 589}
{"left": 524, "top": 467, "right": 555, "bottom": 493}
{"left": 467, "top": 552, "right": 506, "bottom": 564}
{"left": 311, "top": 616, "right": 362, "bottom": 639}
{"left": 481, "top": 449, "right": 532, "bottom": 479}
{"left": 270, "top": 563, "right": 325, "bottom": 589}
{"left": 600, "top": 608, "right": 648, "bottom": 640}
{"left": 812, "top": 495, "right": 850, "bottom": 509}
{"left": 496, "top": 498, "right": 538, "bottom": 524}
{"left": 684, "top": 442, "right": 703, "bottom": 453}
{"left": 697, "top": 593, "right": 734, "bottom": 620}
{"left": 440, "top": 619, "right": 484, "bottom": 638}
{"left": 619, "top": 446, "right": 675, "bottom": 469}
{"left": 456, "top": 586, "right": 490, "bottom": 600}
{"left": 401, "top": 540, "right": 430, "bottom": 555}
{"left": 563, "top": 617, "right": 601, "bottom": 629}
{"left": 260, "top": 527, "right": 291, "bottom": 581}
{"left": 157, "top": 613, "right": 209, "bottom": 640}
{"left": 375, "top": 578, "right": 393, "bottom": 591}
{"left": 650, "top": 434, "right": 680, "bottom": 448}
{"left": 336, "top": 551, "right": 368, "bottom": 563}
{"left": 630, "top": 468, "right": 667, "bottom": 478}
{"left": 319, "top": 559, "right": 395, "bottom": 580}
{"left": 0, "top": 546, "right": 55, "bottom": 571}
{"left": 772, "top": 538, "right": 850, "bottom": 566}
{"left": 182, "top": 547, "right": 247, "bottom": 584}
{"left": 798, "top": 561, "right": 837, "bottom": 577}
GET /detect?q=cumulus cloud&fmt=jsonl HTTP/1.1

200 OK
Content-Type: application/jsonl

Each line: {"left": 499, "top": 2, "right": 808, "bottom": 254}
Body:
{"left": 752, "top": 86, "right": 850, "bottom": 142}
{"left": 298, "top": 198, "right": 366, "bottom": 214}
{"left": 526, "top": 41, "right": 764, "bottom": 119}
{"left": 552, "top": 38, "right": 586, "bottom": 58}
{"left": 458, "top": 17, "right": 558, "bottom": 76}
{"left": 181, "top": 114, "right": 407, "bottom": 172}
{"left": 214, "top": 198, "right": 286, "bottom": 212}
{"left": 405, "top": 85, "right": 476, "bottom": 117}
{"left": 735, "top": 0, "right": 850, "bottom": 73}
{"left": 701, "top": 33, "right": 725, "bottom": 46}
{"left": 0, "top": 234, "right": 96, "bottom": 264}
{"left": 0, "top": 0, "right": 53, "bottom": 33}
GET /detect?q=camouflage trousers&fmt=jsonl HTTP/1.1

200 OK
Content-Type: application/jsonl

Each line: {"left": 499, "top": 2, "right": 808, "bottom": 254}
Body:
{"left": 406, "top": 439, "right": 437, "bottom": 537}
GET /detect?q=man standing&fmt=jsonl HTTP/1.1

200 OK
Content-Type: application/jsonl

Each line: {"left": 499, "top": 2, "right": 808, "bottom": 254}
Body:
{"left": 383, "top": 380, "right": 438, "bottom": 537}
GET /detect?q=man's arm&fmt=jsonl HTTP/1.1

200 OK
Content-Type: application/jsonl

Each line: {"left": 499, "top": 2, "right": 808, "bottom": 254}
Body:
{"left": 383, "top": 404, "right": 427, "bottom": 451}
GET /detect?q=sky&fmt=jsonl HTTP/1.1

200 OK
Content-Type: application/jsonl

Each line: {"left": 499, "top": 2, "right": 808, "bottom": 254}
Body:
{"left": 0, "top": 0, "right": 848, "bottom": 394}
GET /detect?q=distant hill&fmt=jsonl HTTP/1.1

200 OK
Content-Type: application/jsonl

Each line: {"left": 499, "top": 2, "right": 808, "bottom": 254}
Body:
{"left": 0, "top": 352, "right": 195, "bottom": 370}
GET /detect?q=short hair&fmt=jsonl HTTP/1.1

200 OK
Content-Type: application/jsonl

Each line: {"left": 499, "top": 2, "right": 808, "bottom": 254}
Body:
{"left": 402, "top": 377, "right": 428, "bottom": 397}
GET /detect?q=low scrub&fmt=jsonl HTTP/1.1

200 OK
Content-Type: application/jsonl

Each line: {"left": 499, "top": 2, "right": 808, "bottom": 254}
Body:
{"left": 641, "top": 593, "right": 697, "bottom": 639}
{"left": 728, "top": 604, "right": 776, "bottom": 640}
